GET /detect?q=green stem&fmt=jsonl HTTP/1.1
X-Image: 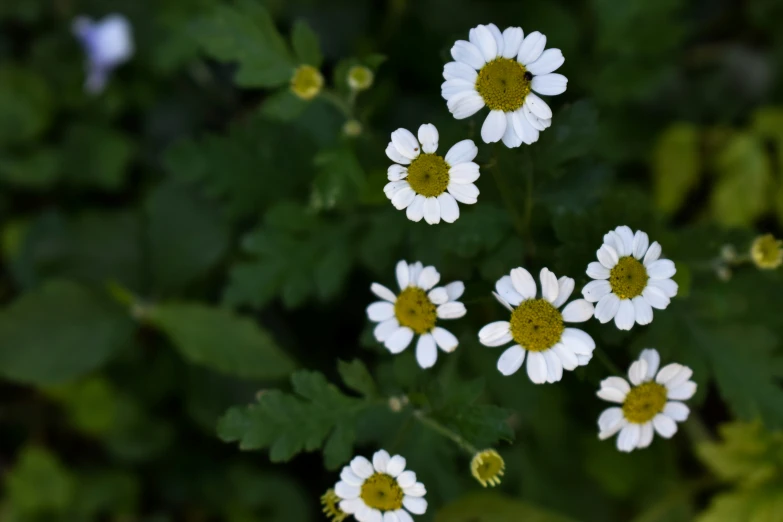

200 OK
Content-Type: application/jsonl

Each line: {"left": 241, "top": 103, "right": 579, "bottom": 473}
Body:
{"left": 319, "top": 89, "right": 353, "bottom": 119}
{"left": 489, "top": 163, "right": 526, "bottom": 238}
{"left": 413, "top": 410, "right": 477, "bottom": 455}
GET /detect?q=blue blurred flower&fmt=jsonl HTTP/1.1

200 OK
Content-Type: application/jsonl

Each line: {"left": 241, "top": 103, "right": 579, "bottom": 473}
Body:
{"left": 72, "top": 14, "right": 134, "bottom": 94}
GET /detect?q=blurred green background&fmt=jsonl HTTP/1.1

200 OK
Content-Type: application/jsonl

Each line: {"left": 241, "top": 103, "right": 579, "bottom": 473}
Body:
{"left": 1, "top": 0, "right": 783, "bottom": 521}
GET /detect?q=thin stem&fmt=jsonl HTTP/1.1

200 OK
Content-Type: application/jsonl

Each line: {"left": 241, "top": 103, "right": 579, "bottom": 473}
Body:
{"left": 319, "top": 89, "right": 353, "bottom": 118}
{"left": 522, "top": 161, "right": 536, "bottom": 258}
{"left": 489, "top": 163, "right": 526, "bottom": 238}
{"left": 413, "top": 410, "right": 477, "bottom": 455}
{"left": 594, "top": 347, "right": 623, "bottom": 376}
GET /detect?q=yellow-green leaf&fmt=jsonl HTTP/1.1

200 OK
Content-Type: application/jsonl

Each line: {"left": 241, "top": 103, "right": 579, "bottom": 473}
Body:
{"left": 436, "top": 492, "right": 578, "bottom": 522}
{"left": 653, "top": 123, "right": 701, "bottom": 215}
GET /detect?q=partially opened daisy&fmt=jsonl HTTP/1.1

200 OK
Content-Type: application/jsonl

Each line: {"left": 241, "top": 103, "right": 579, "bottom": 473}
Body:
{"left": 367, "top": 260, "right": 466, "bottom": 369}
{"left": 597, "top": 349, "right": 696, "bottom": 452}
{"left": 385, "top": 125, "right": 480, "bottom": 224}
{"left": 583, "top": 226, "right": 678, "bottom": 330}
{"left": 442, "top": 23, "right": 567, "bottom": 147}
{"left": 478, "top": 267, "right": 595, "bottom": 384}
{"left": 335, "top": 449, "right": 427, "bottom": 522}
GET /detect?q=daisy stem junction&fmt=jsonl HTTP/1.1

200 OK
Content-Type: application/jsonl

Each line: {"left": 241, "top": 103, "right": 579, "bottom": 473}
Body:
{"left": 413, "top": 410, "right": 478, "bottom": 455}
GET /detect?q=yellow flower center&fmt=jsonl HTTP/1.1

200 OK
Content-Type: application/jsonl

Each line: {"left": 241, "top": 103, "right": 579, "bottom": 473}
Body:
{"left": 609, "top": 256, "right": 649, "bottom": 299}
{"left": 622, "top": 382, "right": 667, "bottom": 424}
{"left": 348, "top": 65, "right": 374, "bottom": 91}
{"left": 406, "top": 153, "right": 450, "bottom": 197}
{"left": 751, "top": 234, "right": 783, "bottom": 270}
{"left": 475, "top": 58, "right": 532, "bottom": 112}
{"left": 290, "top": 65, "right": 324, "bottom": 100}
{"left": 321, "top": 489, "right": 347, "bottom": 522}
{"left": 360, "top": 473, "right": 404, "bottom": 511}
{"left": 509, "top": 298, "right": 564, "bottom": 352}
{"left": 470, "top": 449, "right": 505, "bottom": 487}
{"left": 394, "top": 287, "right": 437, "bottom": 334}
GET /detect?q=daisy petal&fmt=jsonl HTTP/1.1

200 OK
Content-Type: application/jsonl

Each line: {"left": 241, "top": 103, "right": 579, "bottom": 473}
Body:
{"left": 449, "top": 162, "right": 480, "bottom": 183}
{"left": 481, "top": 110, "right": 507, "bottom": 144}
{"left": 647, "top": 259, "right": 676, "bottom": 279}
{"left": 642, "top": 286, "right": 670, "bottom": 310}
{"left": 374, "top": 319, "right": 400, "bottom": 342}
{"left": 391, "top": 187, "right": 416, "bottom": 210}
{"left": 445, "top": 139, "right": 478, "bottom": 165}
{"left": 386, "top": 142, "right": 411, "bottom": 164}
{"left": 471, "top": 25, "right": 498, "bottom": 62}
{"left": 395, "top": 510, "right": 413, "bottom": 522}
{"left": 497, "top": 345, "right": 526, "bottom": 375}
{"left": 404, "top": 482, "right": 426, "bottom": 497}
{"left": 501, "top": 113, "right": 524, "bottom": 148}
{"left": 595, "top": 293, "right": 621, "bottom": 323}
{"left": 432, "top": 326, "right": 458, "bottom": 352}
{"left": 667, "top": 381, "right": 697, "bottom": 400}
{"left": 438, "top": 193, "right": 460, "bottom": 223}
{"left": 617, "top": 424, "right": 641, "bottom": 452}
{"left": 561, "top": 299, "right": 594, "bottom": 322}
{"left": 440, "top": 78, "right": 474, "bottom": 100}
{"left": 615, "top": 226, "right": 635, "bottom": 256}
{"left": 510, "top": 267, "right": 537, "bottom": 299}
{"left": 614, "top": 299, "right": 636, "bottom": 330}
{"left": 582, "top": 280, "right": 612, "bottom": 303}
{"left": 383, "top": 512, "right": 399, "bottom": 522}
{"left": 501, "top": 27, "right": 524, "bottom": 58}
{"left": 397, "top": 470, "right": 416, "bottom": 488}
{"left": 633, "top": 296, "right": 653, "bottom": 325}
{"left": 367, "top": 301, "right": 395, "bottom": 321}
{"left": 451, "top": 40, "right": 485, "bottom": 69}
{"left": 632, "top": 231, "right": 649, "bottom": 259}
{"left": 447, "top": 182, "right": 479, "bottom": 204}
{"left": 371, "top": 283, "right": 397, "bottom": 303}
{"left": 437, "top": 302, "right": 466, "bottom": 319}
{"left": 445, "top": 281, "right": 465, "bottom": 300}
{"left": 417, "top": 266, "right": 440, "bottom": 290}
{"left": 531, "top": 73, "right": 567, "bottom": 95}
{"left": 340, "top": 499, "right": 363, "bottom": 514}
{"left": 540, "top": 267, "right": 559, "bottom": 303}
{"left": 649, "top": 278, "right": 678, "bottom": 298}
{"left": 402, "top": 497, "right": 427, "bottom": 515}
{"left": 551, "top": 276, "right": 575, "bottom": 308}
{"left": 664, "top": 401, "right": 690, "bottom": 421}
{"left": 443, "top": 61, "right": 478, "bottom": 82}
{"left": 448, "top": 91, "right": 486, "bottom": 119}
{"left": 653, "top": 414, "right": 677, "bottom": 438}
{"left": 479, "top": 321, "right": 512, "bottom": 346}
{"left": 638, "top": 422, "right": 654, "bottom": 448}
{"left": 385, "top": 327, "right": 414, "bottom": 353}
{"left": 417, "top": 123, "right": 439, "bottom": 154}
{"left": 598, "top": 406, "right": 624, "bottom": 432}
{"left": 561, "top": 328, "right": 595, "bottom": 355}
{"left": 586, "top": 261, "right": 610, "bottom": 279}
{"left": 543, "top": 349, "right": 563, "bottom": 383}
{"left": 628, "top": 359, "right": 648, "bottom": 386}
{"left": 496, "top": 275, "right": 525, "bottom": 306}
{"left": 526, "top": 351, "right": 548, "bottom": 384}
{"left": 639, "top": 348, "right": 660, "bottom": 380}
{"left": 373, "top": 450, "right": 391, "bottom": 473}
{"left": 341, "top": 467, "right": 364, "bottom": 486}
{"left": 388, "top": 164, "right": 408, "bottom": 181}
{"left": 350, "top": 456, "right": 374, "bottom": 478}
{"left": 335, "top": 481, "right": 360, "bottom": 499}
{"left": 597, "top": 244, "right": 620, "bottom": 269}
{"left": 396, "top": 260, "right": 409, "bottom": 290}
{"left": 415, "top": 333, "right": 438, "bottom": 369}
{"left": 553, "top": 343, "right": 578, "bottom": 370}
{"left": 428, "top": 287, "right": 448, "bottom": 305}
{"left": 486, "top": 23, "right": 505, "bottom": 56}
{"left": 391, "top": 128, "right": 420, "bottom": 160}
{"left": 644, "top": 241, "right": 662, "bottom": 265}
{"left": 517, "top": 31, "right": 546, "bottom": 65}
{"left": 526, "top": 48, "right": 564, "bottom": 75}
{"left": 406, "top": 194, "right": 426, "bottom": 222}
{"left": 525, "top": 92, "right": 553, "bottom": 119}
{"left": 386, "top": 455, "right": 406, "bottom": 477}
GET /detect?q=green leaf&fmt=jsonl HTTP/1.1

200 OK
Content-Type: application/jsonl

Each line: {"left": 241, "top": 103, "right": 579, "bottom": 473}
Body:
{"left": 0, "top": 281, "right": 134, "bottom": 385}
{"left": 148, "top": 302, "right": 296, "bottom": 380}
{"left": 61, "top": 124, "right": 134, "bottom": 191}
{"left": 223, "top": 202, "right": 356, "bottom": 309}
{"left": 710, "top": 133, "right": 772, "bottom": 227}
{"left": 697, "top": 421, "right": 782, "bottom": 487}
{"left": 218, "top": 369, "right": 370, "bottom": 468}
{"left": 291, "top": 20, "right": 322, "bottom": 67}
{"left": 696, "top": 482, "right": 783, "bottom": 522}
{"left": 145, "top": 181, "right": 230, "bottom": 294}
{"left": 337, "top": 359, "right": 378, "bottom": 398}
{"left": 0, "top": 67, "right": 51, "bottom": 146}
{"left": 436, "top": 492, "right": 578, "bottom": 522}
{"left": 535, "top": 100, "right": 599, "bottom": 172}
{"left": 0, "top": 148, "right": 60, "bottom": 189}
{"left": 427, "top": 378, "right": 514, "bottom": 449}
{"left": 5, "top": 446, "right": 76, "bottom": 516}
{"left": 191, "top": 0, "right": 294, "bottom": 88}
{"left": 44, "top": 377, "right": 120, "bottom": 437}
{"left": 261, "top": 89, "right": 308, "bottom": 121}
{"left": 653, "top": 123, "right": 701, "bottom": 215}
{"left": 312, "top": 147, "right": 366, "bottom": 210}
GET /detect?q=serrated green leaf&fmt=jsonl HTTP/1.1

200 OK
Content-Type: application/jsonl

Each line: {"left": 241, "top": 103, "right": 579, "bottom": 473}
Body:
{"left": 148, "top": 302, "right": 296, "bottom": 380}
{"left": 312, "top": 147, "right": 366, "bottom": 210}
{"left": 61, "top": 124, "right": 134, "bottom": 191}
{"left": 436, "top": 492, "right": 577, "bottom": 522}
{"left": 223, "top": 202, "right": 357, "bottom": 309}
{"left": 653, "top": 123, "right": 701, "bottom": 215}
{"left": 0, "top": 280, "right": 133, "bottom": 385}
{"left": 145, "top": 181, "right": 230, "bottom": 294}
{"left": 710, "top": 133, "right": 772, "bottom": 227}
{"left": 218, "top": 369, "right": 369, "bottom": 468}
{"left": 291, "top": 20, "right": 322, "bottom": 67}
{"left": 191, "top": 0, "right": 294, "bottom": 88}
{"left": 696, "top": 482, "right": 783, "bottom": 522}
{"left": 261, "top": 89, "right": 308, "bottom": 121}
{"left": 5, "top": 446, "right": 76, "bottom": 516}
{"left": 337, "top": 359, "right": 378, "bottom": 398}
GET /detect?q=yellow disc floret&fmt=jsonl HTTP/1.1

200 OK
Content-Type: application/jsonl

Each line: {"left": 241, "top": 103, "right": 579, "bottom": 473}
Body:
{"left": 475, "top": 58, "right": 531, "bottom": 112}
{"left": 394, "top": 287, "right": 437, "bottom": 334}
{"left": 622, "top": 382, "right": 667, "bottom": 424}
{"left": 509, "top": 298, "right": 564, "bottom": 352}
{"left": 751, "top": 234, "right": 783, "bottom": 270}
{"left": 290, "top": 64, "right": 324, "bottom": 100}
{"left": 360, "top": 473, "right": 404, "bottom": 511}
{"left": 321, "top": 489, "right": 347, "bottom": 522}
{"left": 348, "top": 65, "right": 374, "bottom": 91}
{"left": 609, "top": 256, "right": 649, "bottom": 299}
{"left": 406, "top": 153, "right": 450, "bottom": 197}
{"left": 470, "top": 449, "right": 505, "bottom": 487}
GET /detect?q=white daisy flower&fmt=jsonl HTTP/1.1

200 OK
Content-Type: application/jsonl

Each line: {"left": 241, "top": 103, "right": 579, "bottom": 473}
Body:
{"left": 441, "top": 23, "right": 567, "bottom": 147}
{"left": 335, "top": 449, "right": 427, "bottom": 522}
{"left": 72, "top": 14, "right": 134, "bottom": 94}
{"left": 384, "top": 124, "right": 480, "bottom": 224}
{"left": 367, "top": 260, "right": 466, "bottom": 369}
{"left": 597, "top": 348, "right": 696, "bottom": 452}
{"left": 582, "top": 226, "right": 679, "bottom": 331}
{"left": 478, "top": 267, "right": 596, "bottom": 384}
